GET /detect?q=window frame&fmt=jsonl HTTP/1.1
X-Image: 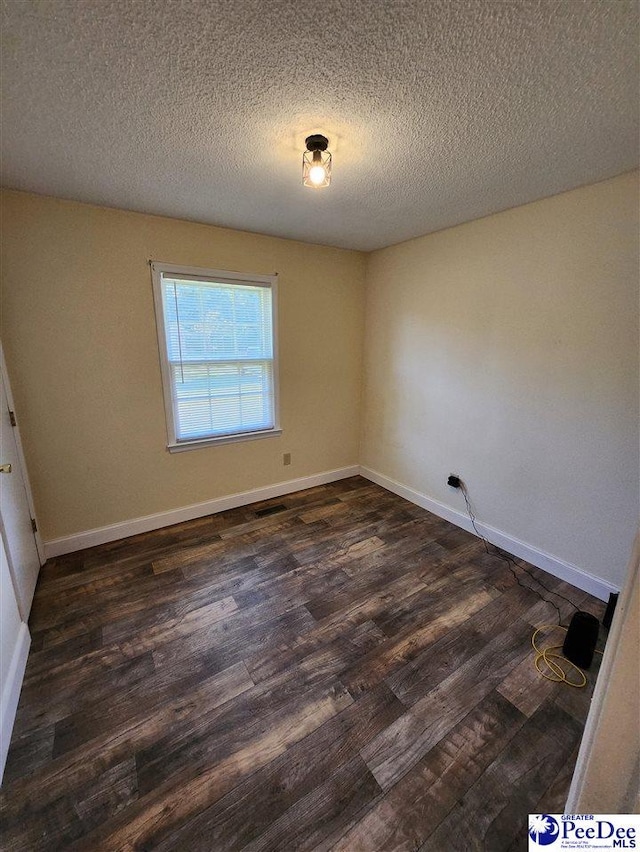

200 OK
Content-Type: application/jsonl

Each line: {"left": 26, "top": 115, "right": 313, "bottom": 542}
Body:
{"left": 151, "top": 261, "right": 281, "bottom": 452}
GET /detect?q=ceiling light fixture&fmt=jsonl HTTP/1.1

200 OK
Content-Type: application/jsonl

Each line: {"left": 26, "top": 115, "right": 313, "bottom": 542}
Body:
{"left": 303, "top": 134, "right": 332, "bottom": 188}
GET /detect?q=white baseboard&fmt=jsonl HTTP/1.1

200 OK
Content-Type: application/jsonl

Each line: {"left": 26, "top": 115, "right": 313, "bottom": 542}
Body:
{"left": 44, "top": 465, "right": 361, "bottom": 558}
{"left": 1, "top": 622, "right": 30, "bottom": 784}
{"left": 43, "top": 462, "right": 618, "bottom": 602}
{"left": 360, "top": 466, "right": 618, "bottom": 602}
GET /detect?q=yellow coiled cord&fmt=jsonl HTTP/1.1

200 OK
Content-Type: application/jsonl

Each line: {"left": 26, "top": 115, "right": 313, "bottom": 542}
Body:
{"left": 531, "top": 625, "right": 590, "bottom": 688}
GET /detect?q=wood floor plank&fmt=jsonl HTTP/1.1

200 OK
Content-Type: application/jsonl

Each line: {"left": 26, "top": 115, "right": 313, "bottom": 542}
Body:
{"left": 497, "top": 650, "right": 560, "bottom": 718}
{"left": 385, "top": 584, "right": 538, "bottom": 706}
{"left": 51, "top": 649, "right": 215, "bottom": 757}
{"left": 118, "top": 594, "right": 238, "bottom": 658}
{"left": 419, "top": 700, "right": 582, "bottom": 851}
{"left": 532, "top": 743, "right": 582, "bottom": 816}
{"left": 73, "top": 756, "right": 138, "bottom": 834}
{"left": 0, "top": 723, "right": 55, "bottom": 785}
{"left": 156, "top": 604, "right": 317, "bottom": 676}
{"left": 31, "top": 565, "right": 231, "bottom": 649}
{"left": 231, "top": 561, "right": 351, "bottom": 612}
{"left": 152, "top": 683, "right": 403, "bottom": 852}
{"left": 100, "top": 589, "right": 231, "bottom": 647}
{"left": 0, "top": 662, "right": 254, "bottom": 829}
{"left": 13, "top": 651, "right": 156, "bottom": 740}
{"left": 72, "top": 684, "right": 354, "bottom": 850}
{"left": 1, "top": 477, "right": 604, "bottom": 852}
{"left": 133, "top": 668, "right": 352, "bottom": 798}
{"left": 342, "top": 582, "right": 495, "bottom": 697}
{"left": 361, "top": 618, "right": 535, "bottom": 791}
{"left": 554, "top": 652, "right": 603, "bottom": 725}
{"left": 2, "top": 792, "right": 86, "bottom": 852}
{"left": 242, "top": 754, "right": 381, "bottom": 852}
{"left": 243, "top": 570, "right": 430, "bottom": 685}
{"left": 23, "top": 627, "right": 104, "bottom": 684}
{"left": 332, "top": 690, "right": 527, "bottom": 852}
{"left": 29, "top": 565, "right": 180, "bottom": 633}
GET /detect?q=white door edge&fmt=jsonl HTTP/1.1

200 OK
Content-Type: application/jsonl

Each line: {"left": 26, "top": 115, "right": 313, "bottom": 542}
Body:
{"left": 0, "top": 342, "right": 45, "bottom": 566}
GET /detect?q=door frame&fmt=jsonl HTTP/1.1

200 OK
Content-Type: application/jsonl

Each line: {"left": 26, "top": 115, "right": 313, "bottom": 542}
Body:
{"left": 565, "top": 530, "right": 640, "bottom": 812}
{"left": 0, "top": 342, "right": 45, "bottom": 568}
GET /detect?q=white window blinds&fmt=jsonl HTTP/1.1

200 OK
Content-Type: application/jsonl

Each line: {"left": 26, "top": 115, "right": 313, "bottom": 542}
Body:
{"left": 152, "top": 264, "right": 278, "bottom": 447}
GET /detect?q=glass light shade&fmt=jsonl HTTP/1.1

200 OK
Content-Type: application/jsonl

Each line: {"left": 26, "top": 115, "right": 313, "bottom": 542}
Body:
{"left": 303, "top": 149, "right": 332, "bottom": 188}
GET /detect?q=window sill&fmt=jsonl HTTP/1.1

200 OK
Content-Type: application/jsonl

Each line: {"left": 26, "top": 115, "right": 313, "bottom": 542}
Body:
{"left": 167, "top": 428, "right": 283, "bottom": 453}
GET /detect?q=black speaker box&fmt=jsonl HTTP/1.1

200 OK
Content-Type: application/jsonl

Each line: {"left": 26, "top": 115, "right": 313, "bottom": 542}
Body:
{"left": 562, "top": 611, "right": 600, "bottom": 669}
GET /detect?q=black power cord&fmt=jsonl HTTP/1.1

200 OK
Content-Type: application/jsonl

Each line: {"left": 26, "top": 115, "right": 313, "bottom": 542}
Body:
{"left": 457, "top": 482, "right": 579, "bottom": 627}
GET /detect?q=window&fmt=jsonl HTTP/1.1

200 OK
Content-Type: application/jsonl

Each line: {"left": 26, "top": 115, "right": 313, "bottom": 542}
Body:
{"left": 151, "top": 262, "right": 280, "bottom": 451}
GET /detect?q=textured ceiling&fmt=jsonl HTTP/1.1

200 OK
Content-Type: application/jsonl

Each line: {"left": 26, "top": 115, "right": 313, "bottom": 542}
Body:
{"left": 1, "top": 0, "right": 638, "bottom": 251}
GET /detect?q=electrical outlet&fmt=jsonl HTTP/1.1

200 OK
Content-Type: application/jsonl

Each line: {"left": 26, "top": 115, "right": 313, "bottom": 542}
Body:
{"left": 447, "top": 474, "right": 461, "bottom": 488}
{"left": 283, "top": 453, "right": 291, "bottom": 466}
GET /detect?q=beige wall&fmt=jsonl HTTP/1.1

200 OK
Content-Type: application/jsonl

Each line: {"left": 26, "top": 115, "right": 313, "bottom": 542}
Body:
{"left": 361, "top": 172, "right": 639, "bottom": 587}
{"left": 2, "top": 174, "right": 638, "bottom": 587}
{"left": 0, "top": 190, "right": 366, "bottom": 540}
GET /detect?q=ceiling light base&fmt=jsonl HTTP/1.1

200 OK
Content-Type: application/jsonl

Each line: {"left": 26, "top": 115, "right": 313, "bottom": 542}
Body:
{"left": 305, "top": 134, "right": 329, "bottom": 153}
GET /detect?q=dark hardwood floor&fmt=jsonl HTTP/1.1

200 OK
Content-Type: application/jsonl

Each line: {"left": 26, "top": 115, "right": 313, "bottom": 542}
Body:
{"left": 1, "top": 477, "right": 605, "bottom": 851}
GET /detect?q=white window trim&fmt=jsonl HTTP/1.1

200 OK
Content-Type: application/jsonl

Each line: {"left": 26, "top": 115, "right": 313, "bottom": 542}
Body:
{"left": 151, "top": 261, "right": 281, "bottom": 452}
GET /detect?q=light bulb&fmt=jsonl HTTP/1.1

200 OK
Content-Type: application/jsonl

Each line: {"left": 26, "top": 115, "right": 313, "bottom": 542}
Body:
{"left": 308, "top": 164, "right": 326, "bottom": 185}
